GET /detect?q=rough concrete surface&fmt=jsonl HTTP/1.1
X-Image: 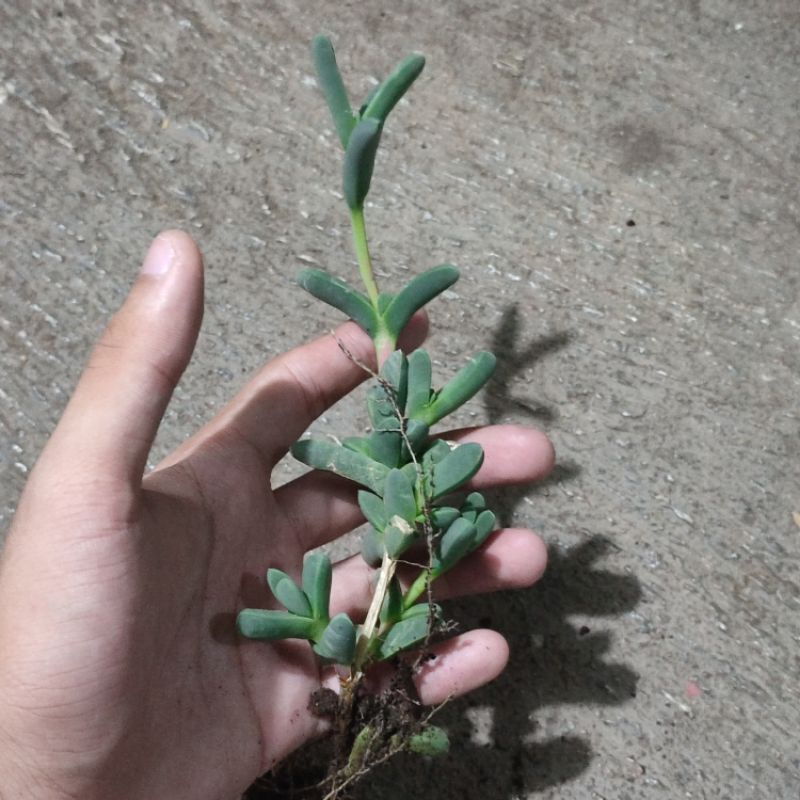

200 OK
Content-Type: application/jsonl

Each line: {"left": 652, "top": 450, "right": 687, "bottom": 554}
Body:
{"left": 1, "top": 1, "right": 798, "bottom": 798}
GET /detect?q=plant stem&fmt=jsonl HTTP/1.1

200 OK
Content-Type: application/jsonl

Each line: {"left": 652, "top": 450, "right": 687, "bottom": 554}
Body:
{"left": 350, "top": 206, "right": 380, "bottom": 307}
{"left": 403, "top": 569, "right": 433, "bottom": 610}
{"left": 353, "top": 552, "right": 397, "bottom": 674}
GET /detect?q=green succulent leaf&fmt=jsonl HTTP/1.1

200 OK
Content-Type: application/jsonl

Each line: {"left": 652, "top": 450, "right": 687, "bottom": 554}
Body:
{"left": 361, "top": 53, "right": 426, "bottom": 125}
{"left": 237, "top": 609, "right": 319, "bottom": 641}
{"left": 473, "top": 509, "right": 496, "bottom": 547}
{"left": 406, "top": 349, "right": 433, "bottom": 419}
{"left": 297, "top": 268, "right": 377, "bottom": 336}
{"left": 401, "top": 602, "right": 439, "bottom": 620}
{"left": 292, "top": 438, "right": 390, "bottom": 495}
{"left": 343, "top": 435, "right": 373, "bottom": 456}
{"left": 418, "top": 351, "right": 497, "bottom": 425}
{"left": 383, "top": 468, "right": 418, "bottom": 524}
{"left": 421, "top": 438, "right": 452, "bottom": 469}
{"left": 428, "top": 505, "right": 460, "bottom": 530}
{"left": 380, "top": 577, "right": 404, "bottom": 624}
{"left": 302, "top": 552, "right": 332, "bottom": 621}
{"left": 425, "top": 442, "right": 484, "bottom": 500}
{"left": 313, "top": 613, "right": 357, "bottom": 664}
{"left": 408, "top": 725, "right": 450, "bottom": 756}
{"left": 377, "top": 613, "right": 429, "bottom": 660}
{"left": 436, "top": 517, "right": 478, "bottom": 572}
{"left": 366, "top": 429, "right": 402, "bottom": 467}
{"left": 400, "top": 418, "right": 429, "bottom": 463}
{"left": 347, "top": 725, "right": 375, "bottom": 775}
{"left": 361, "top": 527, "right": 385, "bottom": 567}
{"left": 380, "top": 350, "right": 408, "bottom": 410}
{"left": 267, "top": 569, "right": 313, "bottom": 618}
{"left": 311, "top": 35, "right": 356, "bottom": 148}
{"left": 343, "top": 117, "right": 383, "bottom": 210}
{"left": 382, "top": 265, "right": 459, "bottom": 339}
{"left": 358, "top": 490, "right": 388, "bottom": 531}
{"left": 384, "top": 521, "right": 417, "bottom": 558}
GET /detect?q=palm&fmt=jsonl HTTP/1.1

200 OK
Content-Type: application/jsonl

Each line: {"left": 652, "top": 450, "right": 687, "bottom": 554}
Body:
{"left": 0, "top": 233, "right": 552, "bottom": 800}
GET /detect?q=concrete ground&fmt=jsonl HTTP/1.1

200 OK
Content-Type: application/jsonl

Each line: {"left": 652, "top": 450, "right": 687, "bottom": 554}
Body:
{"left": 1, "top": 1, "right": 798, "bottom": 798}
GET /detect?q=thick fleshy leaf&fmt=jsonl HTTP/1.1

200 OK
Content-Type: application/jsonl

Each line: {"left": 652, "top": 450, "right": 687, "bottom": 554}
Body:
{"left": 382, "top": 265, "right": 459, "bottom": 338}
{"left": 400, "top": 418, "right": 429, "bottom": 463}
{"left": 419, "top": 351, "right": 497, "bottom": 425}
{"left": 436, "top": 517, "right": 478, "bottom": 571}
{"left": 313, "top": 613, "right": 357, "bottom": 664}
{"left": 361, "top": 527, "right": 385, "bottom": 566}
{"left": 384, "top": 521, "right": 417, "bottom": 558}
{"left": 380, "top": 350, "right": 408, "bottom": 410}
{"left": 421, "top": 438, "right": 452, "bottom": 470}
{"left": 311, "top": 35, "right": 356, "bottom": 148}
{"left": 429, "top": 506, "right": 460, "bottom": 530}
{"left": 347, "top": 725, "right": 375, "bottom": 775}
{"left": 237, "top": 609, "right": 319, "bottom": 641}
{"left": 302, "top": 552, "right": 332, "bottom": 621}
{"left": 297, "top": 269, "right": 377, "bottom": 336}
{"left": 358, "top": 490, "right": 388, "bottom": 531}
{"left": 473, "top": 509, "right": 496, "bottom": 547}
{"left": 408, "top": 726, "right": 450, "bottom": 756}
{"left": 406, "top": 349, "right": 432, "bottom": 419}
{"left": 361, "top": 53, "right": 425, "bottom": 125}
{"left": 425, "top": 442, "right": 484, "bottom": 500}
{"left": 343, "top": 117, "right": 382, "bottom": 209}
{"left": 343, "top": 435, "right": 373, "bottom": 456}
{"left": 383, "top": 468, "right": 417, "bottom": 524}
{"left": 267, "top": 569, "right": 312, "bottom": 617}
{"left": 380, "top": 577, "right": 404, "bottom": 624}
{"left": 377, "top": 611, "right": 431, "bottom": 660}
{"left": 401, "top": 602, "right": 439, "bottom": 620}
{"left": 292, "top": 438, "right": 389, "bottom": 495}
{"left": 366, "top": 385, "right": 400, "bottom": 432}
{"left": 366, "top": 429, "right": 402, "bottom": 467}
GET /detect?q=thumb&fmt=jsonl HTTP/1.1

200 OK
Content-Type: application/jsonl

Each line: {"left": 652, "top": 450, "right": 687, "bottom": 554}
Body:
{"left": 42, "top": 230, "right": 204, "bottom": 487}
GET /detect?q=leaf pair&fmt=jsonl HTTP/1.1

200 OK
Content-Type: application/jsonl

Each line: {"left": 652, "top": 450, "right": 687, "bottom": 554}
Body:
{"left": 433, "top": 504, "right": 496, "bottom": 575}
{"left": 297, "top": 265, "right": 459, "bottom": 348}
{"left": 237, "top": 553, "right": 358, "bottom": 664}
{"left": 377, "top": 602, "right": 440, "bottom": 660}
{"left": 312, "top": 35, "right": 425, "bottom": 209}
{"left": 409, "top": 351, "right": 497, "bottom": 427}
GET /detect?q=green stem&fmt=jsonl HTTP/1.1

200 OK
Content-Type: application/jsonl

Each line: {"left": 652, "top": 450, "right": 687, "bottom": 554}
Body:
{"left": 403, "top": 568, "right": 435, "bottom": 611}
{"left": 350, "top": 206, "right": 379, "bottom": 306}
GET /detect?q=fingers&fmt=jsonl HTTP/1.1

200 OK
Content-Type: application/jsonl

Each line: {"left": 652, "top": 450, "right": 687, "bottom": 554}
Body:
{"left": 367, "top": 629, "right": 510, "bottom": 705}
{"left": 155, "top": 312, "right": 428, "bottom": 472}
{"left": 275, "top": 424, "right": 555, "bottom": 551}
{"left": 329, "top": 528, "right": 548, "bottom": 618}
{"left": 40, "top": 231, "right": 203, "bottom": 487}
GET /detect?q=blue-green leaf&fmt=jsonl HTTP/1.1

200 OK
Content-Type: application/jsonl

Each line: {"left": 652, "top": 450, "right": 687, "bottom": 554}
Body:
{"left": 366, "top": 429, "right": 402, "bottom": 467}
{"left": 302, "top": 552, "right": 332, "bottom": 621}
{"left": 292, "top": 438, "right": 390, "bottom": 494}
{"left": 384, "top": 521, "right": 417, "bottom": 558}
{"left": 313, "top": 613, "right": 357, "bottom": 664}
{"left": 406, "top": 349, "right": 433, "bottom": 419}
{"left": 377, "top": 611, "right": 431, "bottom": 660}
{"left": 400, "top": 419, "right": 429, "bottom": 463}
{"left": 436, "top": 517, "right": 477, "bottom": 571}
{"left": 267, "top": 569, "right": 312, "bottom": 617}
{"left": 401, "top": 602, "right": 440, "bottom": 620}
{"left": 429, "top": 506, "right": 460, "bottom": 530}
{"left": 297, "top": 268, "right": 377, "bottom": 336}
{"left": 425, "top": 442, "right": 484, "bottom": 500}
{"left": 311, "top": 35, "right": 356, "bottom": 148}
{"left": 473, "top": 509, "right": 496, "bottom": 547}
{"left": 419, "top": 352, "right": 496, "bottom": 425}
{"left": 361, "top": 54, "right": 425, "bottom": 125}
{"left": 361, "top": 527, "right": 385, "bottom": 567}
{"left": 382, "top": 265, "right": 459, "bottom": 338}
{"left": 343, "top": 117, "right": 382, "bottom": 209}
{"left": 358, "top": 490, "right": 388, "bottom": 531}
{"left": 237, "top": 609, "right": 319, "bottom": 641}
{"left": 383, "top": 468, "right": 418, "bottom": 524}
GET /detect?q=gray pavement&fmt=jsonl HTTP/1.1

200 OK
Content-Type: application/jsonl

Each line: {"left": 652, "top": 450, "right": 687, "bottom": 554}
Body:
{"left": 1, "top": 2, "right": 798, "bottom": 798}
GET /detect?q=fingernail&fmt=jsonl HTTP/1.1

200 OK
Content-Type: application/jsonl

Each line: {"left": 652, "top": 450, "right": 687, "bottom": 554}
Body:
{"left": 140, "top": 235, "right": 176, "bottom": 277}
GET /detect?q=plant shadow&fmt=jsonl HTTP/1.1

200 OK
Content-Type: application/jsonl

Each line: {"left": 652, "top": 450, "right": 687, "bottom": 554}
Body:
{"left": 356, "top": 305, "right": 642, "bottom": 797}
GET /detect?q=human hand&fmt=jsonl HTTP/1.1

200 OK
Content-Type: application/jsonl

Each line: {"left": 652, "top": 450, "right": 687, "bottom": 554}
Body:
{"left": 0, "top": 231, "right": 553, "bottom": 800}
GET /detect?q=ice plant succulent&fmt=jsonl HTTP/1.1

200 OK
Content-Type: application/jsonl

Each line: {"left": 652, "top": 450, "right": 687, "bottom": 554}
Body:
{"left": 237, "top": 35, "right": 499, "bottom": 772}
